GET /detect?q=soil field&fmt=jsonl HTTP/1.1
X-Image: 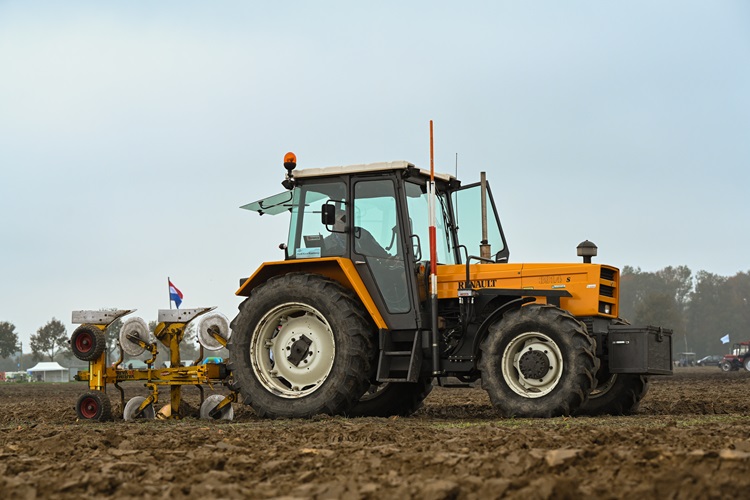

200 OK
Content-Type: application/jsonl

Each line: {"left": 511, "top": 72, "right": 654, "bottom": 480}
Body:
{"left": 2, "top": 367, "right": 750, "bottom": 499}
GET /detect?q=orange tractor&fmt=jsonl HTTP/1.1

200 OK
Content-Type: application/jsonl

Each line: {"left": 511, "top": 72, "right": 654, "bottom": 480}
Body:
{"left": 225, "top": 154, "right": 673, "bottom": 419}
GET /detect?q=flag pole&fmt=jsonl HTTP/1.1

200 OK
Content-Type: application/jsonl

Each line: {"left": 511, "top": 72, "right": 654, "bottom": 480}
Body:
{"left": 168, "top": 277, "right": 172, "bottom": 309}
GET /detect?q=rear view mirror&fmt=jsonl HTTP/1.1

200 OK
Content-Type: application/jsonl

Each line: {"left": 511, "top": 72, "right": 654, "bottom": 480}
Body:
{"left": 321, "top": 204, "right": 336, "bottom": 226}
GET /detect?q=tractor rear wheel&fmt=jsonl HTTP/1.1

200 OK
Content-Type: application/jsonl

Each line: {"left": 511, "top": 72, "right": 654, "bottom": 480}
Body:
{"left": 76, "top": 391, "right": 112, "bottom": 421}
{"left": 348, "top": 378, "right": 433, "bottom": 417}
{"left": 71, "top": 325, "right": 106, "bottom": 362}
{"left": 479, "top": 304, "right": 597, "bottom": 418}
{"left": 228, "top": 273, "right": 376, "bottom": 418}
{"left": 575, "top": 373, "right": 649, "bottom": 416}
{"left": 744, "top": 358, "right": 750, "bottom": 371}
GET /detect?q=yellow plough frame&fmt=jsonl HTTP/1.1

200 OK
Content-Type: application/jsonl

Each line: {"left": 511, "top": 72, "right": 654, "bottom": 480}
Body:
{"left": 71, "top": 308, "right": 236, "bottom": 421}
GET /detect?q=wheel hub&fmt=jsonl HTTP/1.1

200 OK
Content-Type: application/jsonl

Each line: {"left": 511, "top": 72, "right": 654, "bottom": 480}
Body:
{"left": 286, "top": 335, "right": 313, "bottom": 366}
{"left": 518, "top": 349, "right": 551, "bottom": 379}
{"left": 76, "top": 334, "right": 93, "bottom": 352}
{"left": 80, "top": 397, "right": 98, "bottom": 418}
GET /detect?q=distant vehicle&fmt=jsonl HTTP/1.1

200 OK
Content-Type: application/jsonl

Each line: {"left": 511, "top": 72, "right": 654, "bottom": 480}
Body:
{"left": 677, "top": 352, "right": 696, "bottom": 367}
{"left": 720, "top": 342, "right": 750, "bottom": 372}
{"left": 696, "top": 355, "right": 723, "bottom": 367}
{"left": 202, "top": 357, "right": 223, "bottom": 365}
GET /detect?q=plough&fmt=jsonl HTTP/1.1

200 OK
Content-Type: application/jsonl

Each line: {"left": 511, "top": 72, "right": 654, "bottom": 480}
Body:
{"left": 71, "top": 307, "right": 237, "bottom": 421}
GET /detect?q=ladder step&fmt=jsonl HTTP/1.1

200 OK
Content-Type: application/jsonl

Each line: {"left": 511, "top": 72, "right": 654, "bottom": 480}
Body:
{"left": 377, "top": 329, "right": 424, "bottom": 383}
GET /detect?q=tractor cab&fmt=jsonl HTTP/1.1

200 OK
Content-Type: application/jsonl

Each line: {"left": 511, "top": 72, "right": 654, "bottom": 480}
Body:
{"left": 241, "top": 159, "right": 509, "bottom": 332}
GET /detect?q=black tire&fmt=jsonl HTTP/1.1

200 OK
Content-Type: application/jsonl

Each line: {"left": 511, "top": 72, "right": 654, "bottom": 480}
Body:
{"left": 76, "top": 391, "right": 112, "bottom": 421}
{"left": 228, "top": 273, "right": 376, "bottom": 418}
{"left": 71, "top": 325, "right": 106, "bottom": 362}
{"left": 348, "top": 378, "right": 433, "bottom": 417}
{"left": 575, "top": 374, "right": 649, "bottom": 416}
{"left": 720, "top": 360, "right": 732, "bottom": 372}
{"left": 478, "top": 304, "right": 597, "bottom": 418}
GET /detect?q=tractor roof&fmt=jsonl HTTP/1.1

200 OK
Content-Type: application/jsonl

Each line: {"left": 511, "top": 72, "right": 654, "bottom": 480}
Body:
{"left": 241, "top": 161, "right": 456, "bottom": 216}
{"left": 294, "top": 160, "right": 455, "bottom": 183}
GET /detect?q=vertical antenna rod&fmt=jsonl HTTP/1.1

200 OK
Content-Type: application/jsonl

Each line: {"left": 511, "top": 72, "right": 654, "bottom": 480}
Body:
{"left": 480, "top": 171, "right": 491, "bottom": 260}
{"left": 429, "top": 120, "right": 441, "bottom": 376}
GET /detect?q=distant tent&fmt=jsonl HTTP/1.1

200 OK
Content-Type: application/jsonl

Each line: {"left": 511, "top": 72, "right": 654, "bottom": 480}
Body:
{"left": 27, "top": 362, "right": 69, "bottom": 383}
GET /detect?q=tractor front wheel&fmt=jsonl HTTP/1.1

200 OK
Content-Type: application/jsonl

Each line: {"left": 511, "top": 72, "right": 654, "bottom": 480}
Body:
{"left": 479, "top": 304, "right": 598, "bottom": 418}
{"left": 720, "top": 360, "right": 732, "bottom": 372}
{"left": 228, "top": 273, "right": 376, "bottom": 418}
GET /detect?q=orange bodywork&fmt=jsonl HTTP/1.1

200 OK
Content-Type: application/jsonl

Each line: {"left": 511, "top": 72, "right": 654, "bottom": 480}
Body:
{"left": 237, "top": 258, "right": 619, "bottom": 328}
{"left": 236, "top": 258, "right": 388, "bottom": 329}
{"left": 436, "top": 263, "right": 618, "bottom": 318}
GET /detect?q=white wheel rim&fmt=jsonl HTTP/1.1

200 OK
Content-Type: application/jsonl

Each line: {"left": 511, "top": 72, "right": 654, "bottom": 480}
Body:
{"left": 250, "top": 302, "right": 335, "bottom": 399}
{"left": 501, "top": 331, "right": 564, "bottom": 398}
{"left": 200, "top": 394, "right": 234, "bottom": 420}
{"left": 119, "top": 317, "right": 150, "bottom": 357}
{"left": 590, "top": 374, "right": 617, "bottom": 399}
{"left": 197, "top": 312, "right": 230, "bottom": 351}
{"left": 123, "top": 396, "right": 154, "bottom": 420}
{"left": 359, "top": 383, "right": 389, "bottom": 402}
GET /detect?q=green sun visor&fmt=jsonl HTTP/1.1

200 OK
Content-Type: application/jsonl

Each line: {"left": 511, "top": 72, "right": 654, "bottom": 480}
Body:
{"left": 240, "top": 190, "right": 295, "bottom": 216}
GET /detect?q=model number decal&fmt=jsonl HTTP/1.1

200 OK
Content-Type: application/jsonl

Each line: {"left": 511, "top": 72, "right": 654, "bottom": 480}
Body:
{"left": 539, "top": 276, "right": 571, "bottom": 284}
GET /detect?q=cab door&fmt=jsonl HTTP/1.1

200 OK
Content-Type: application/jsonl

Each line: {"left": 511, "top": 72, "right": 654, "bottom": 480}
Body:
{"left": 351, "top": 176, "right": 421, "bottom": 330}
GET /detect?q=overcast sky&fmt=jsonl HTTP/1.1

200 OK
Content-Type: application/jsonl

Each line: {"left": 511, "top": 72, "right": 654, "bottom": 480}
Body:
{"left": 1, "top": 1, "right": 749, "bottom": 349}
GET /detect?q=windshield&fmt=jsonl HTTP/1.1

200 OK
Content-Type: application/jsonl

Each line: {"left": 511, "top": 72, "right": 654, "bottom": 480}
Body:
{"left": 404, "top": 181, "right": 456, "bottom": 264}
{"left": 452, "top": 181, "right": 508, "bottom": 262}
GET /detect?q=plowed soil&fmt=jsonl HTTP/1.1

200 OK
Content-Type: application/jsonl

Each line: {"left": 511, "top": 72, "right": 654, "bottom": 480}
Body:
{"left": 2, "top": 367, "right": 750, "bottom": 499}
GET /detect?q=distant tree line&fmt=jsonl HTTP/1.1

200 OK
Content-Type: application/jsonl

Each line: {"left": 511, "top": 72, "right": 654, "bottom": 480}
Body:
{"left": 621, "top": 266, "right": 750, "bottom": 357}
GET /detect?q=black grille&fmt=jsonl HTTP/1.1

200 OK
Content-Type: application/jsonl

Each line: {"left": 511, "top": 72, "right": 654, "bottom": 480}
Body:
{"left": 600, "top": 268, "right": 616, "bottom": 282}
{"left": 600, "top": 284, "right": 615, "bottom": 298}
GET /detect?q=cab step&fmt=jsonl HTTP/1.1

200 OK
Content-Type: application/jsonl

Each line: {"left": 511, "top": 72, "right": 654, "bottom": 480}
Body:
{"left": 376, "top": 329, "right": 423, "bottom": 383}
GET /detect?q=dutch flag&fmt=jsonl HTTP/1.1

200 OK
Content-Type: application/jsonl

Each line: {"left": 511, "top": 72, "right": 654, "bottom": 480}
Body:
{"left": 169, "top": 279, "right": 183, "bottom": 309}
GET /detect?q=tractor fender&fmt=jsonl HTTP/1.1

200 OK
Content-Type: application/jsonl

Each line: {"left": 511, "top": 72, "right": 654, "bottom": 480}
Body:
{"left": 471, "top": 296, "right": 536, "bottom": 356}
{"left": 236, "top": 257, "right": 387, "bottom": 330}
